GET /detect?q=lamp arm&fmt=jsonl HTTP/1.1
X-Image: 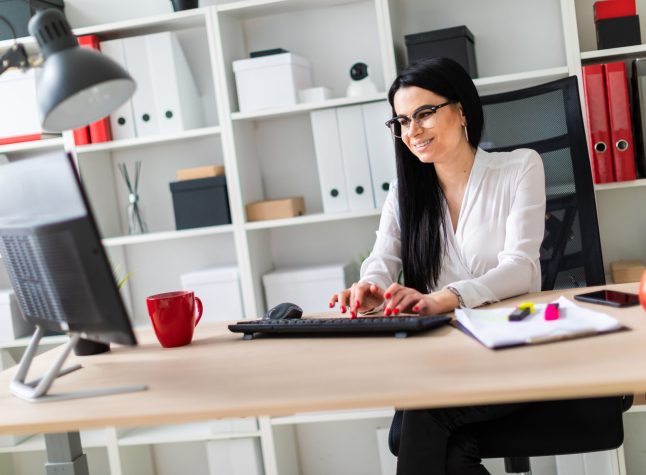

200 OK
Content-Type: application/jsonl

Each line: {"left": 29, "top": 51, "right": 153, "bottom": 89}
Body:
{"left": 0, "top": 14, "right": 30, "bottom": 76}
{"left": 0, "top": 44, "right": 30, "bottom": 75}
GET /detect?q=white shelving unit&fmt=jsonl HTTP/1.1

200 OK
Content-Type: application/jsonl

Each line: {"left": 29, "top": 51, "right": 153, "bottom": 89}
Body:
{"left": 1, "top": 0, "right": 644, "bottom": 474}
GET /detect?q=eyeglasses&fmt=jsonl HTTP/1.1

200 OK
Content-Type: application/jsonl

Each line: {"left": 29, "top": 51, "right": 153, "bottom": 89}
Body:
{"left": 385, "top": 101, "right": 457, "bottom": 138}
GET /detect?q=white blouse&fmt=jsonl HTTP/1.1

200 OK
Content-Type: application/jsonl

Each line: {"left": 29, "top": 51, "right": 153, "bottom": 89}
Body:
{"left": 360, "top": 147, "right": 546, "bottom": 309}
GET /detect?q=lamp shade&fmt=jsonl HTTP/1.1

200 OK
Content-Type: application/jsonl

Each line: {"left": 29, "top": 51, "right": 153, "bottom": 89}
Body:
{"left": 28, "top": 9, "right": 136, "bottom": 132}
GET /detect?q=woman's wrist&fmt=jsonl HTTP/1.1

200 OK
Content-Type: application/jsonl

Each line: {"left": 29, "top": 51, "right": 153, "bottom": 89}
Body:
{"left": 445, "top": 286, "right": 465, "bottom": 308}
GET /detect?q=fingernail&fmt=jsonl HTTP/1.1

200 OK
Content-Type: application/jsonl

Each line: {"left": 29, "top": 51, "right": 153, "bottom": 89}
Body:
{"left": 350, "top": 311, "right": 356, "bottom": 319}
{"left": 341, "top": 306, "right": 346, "bottom": 313}
{"left": 385, "top": 292, "right": 391, "bottom": 299}
{"left": 393, "top": 308, "right": 400, "bottom": 315}
{"left": 329, "top": 302, "right": 334, "bottom": 308}
{"left": 385, "top": 308, "right": 392, "bottom": 316}
{"left": 412, "top": 306, "right": 419, "bottom": 312}
{"left": 355, "top": 300, "right": 360, "bottom": 309}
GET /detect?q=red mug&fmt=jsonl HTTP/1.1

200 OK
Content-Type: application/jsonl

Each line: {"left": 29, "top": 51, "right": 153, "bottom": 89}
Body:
{"left": 146, "top": 290, "right": 203, "bottom": 348}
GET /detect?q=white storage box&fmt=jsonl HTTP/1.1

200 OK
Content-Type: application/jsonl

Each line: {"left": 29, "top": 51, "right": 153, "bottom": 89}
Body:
{"left": 206, "top": 438, "right": 264, "bottom": 475}
{"left": 0, "top": 290, "right": 12, "bottom": 344}
{"left": 180, "top": 266, "right": 244, "bottom": 322}
{"left": 210, "top": 417, "right": 258, "bottom": 434}
{"left": 233, "top": 53, "right": 312, "bottom": 112}
{"left": 0, "top": 289, "right": 32, "bottom": 344}
{"left": 262, "top": 263, "right": 358, "bottom": 313}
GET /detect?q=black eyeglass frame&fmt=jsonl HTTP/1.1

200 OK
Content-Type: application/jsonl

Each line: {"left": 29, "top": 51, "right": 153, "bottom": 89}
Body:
{"left": 385, "top": 100, "right": 457, "bottom": 138}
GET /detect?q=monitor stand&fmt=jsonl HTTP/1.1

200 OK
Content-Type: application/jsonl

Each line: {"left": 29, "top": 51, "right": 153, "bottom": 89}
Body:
{"left": 10, "top": 325, "right": 147, "bottom": 403}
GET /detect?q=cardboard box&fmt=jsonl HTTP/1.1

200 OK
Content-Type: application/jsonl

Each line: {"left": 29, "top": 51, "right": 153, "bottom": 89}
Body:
{"left": 169, "top": 176, "right": 231, "bottom": 230}
{"left": 610, "top": 259, "right": 645, "bottom": 283}
{"left": 405, "top": 25, "right": 477, "bottom": 77}
{"left": 233, "top": 53, "right": 312, "bottom": 112}
{"left": 177, "top": 165, "right": 225, "bottom": 181}
{"left": 262, "top": 263, "right": 358, "bottom": 313}
{"left": 180, "top": 266, "right": 244, "bottom": 322}
{"left": 595, "top": 15, "right": 641, "bottom": 50}
{"left": 246, "top": 197, "right": 305, "bottom": 221}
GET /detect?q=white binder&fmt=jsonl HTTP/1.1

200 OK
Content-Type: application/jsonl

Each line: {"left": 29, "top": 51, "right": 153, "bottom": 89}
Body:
{"left": 336, "top": 105, "right": 375, "bottom": 211}
{"left": 122, "top": 35, "right": 160, "bottom": 137}
{"left": 310, "top": 109, "right": 350, "bottom": 213}
{"left": 145, "top": 32, "right": 205, "bottom": 134}
{"left": 99, "top": 38, "right": 137, "bottom": 140}
{"left": 0, "top": 69, "right": 41, "bottom": 141}
{"left": 362, "top": 101, "right": 396, "bottom": 208}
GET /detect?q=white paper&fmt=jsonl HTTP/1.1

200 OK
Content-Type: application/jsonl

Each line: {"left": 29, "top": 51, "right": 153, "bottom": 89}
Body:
{"left": 455, "top": 296, "right": 622, "bottom": 348}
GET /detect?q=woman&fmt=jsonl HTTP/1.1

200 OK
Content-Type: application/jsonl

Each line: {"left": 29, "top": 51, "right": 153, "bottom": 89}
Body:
{"left": 329, "top": 57, "right": 546, "bottom": 474}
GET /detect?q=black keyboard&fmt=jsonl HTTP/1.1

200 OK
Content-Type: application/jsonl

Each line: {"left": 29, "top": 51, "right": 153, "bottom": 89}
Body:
{"left": 228, "top": 315, "right": 451, "bottom": 340}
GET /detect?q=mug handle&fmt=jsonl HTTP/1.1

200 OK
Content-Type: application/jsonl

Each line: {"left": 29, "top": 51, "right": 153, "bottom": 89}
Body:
{"left": 194, "top": 297, "right": 203, "bottom": 327}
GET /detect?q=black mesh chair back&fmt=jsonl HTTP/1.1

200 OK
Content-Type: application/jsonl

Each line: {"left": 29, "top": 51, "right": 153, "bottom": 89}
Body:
{"left": 480, "top": 76, "right": 604, "bottom": 290}
{"left": 388, "top": 77, "right": 630, "bottom": 473}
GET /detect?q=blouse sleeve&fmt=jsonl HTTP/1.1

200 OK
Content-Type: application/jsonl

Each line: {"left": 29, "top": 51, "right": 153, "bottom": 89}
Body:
{"left": 449, "top": 150, "right": 546, "bottom": 307}
{"left": 358, "top": 181, "right": 402, "bottom": 290}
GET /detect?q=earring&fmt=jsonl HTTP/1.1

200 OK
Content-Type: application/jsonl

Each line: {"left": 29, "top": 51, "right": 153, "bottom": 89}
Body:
{"left": 464, "top": 125, "right": 469, "bottom": 143}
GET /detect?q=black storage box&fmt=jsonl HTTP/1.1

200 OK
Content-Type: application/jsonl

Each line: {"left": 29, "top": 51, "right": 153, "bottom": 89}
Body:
{"left": 405, "top": 25, "right": 478, "bottom": 78}
{"left": 170, "top": 176, "right": 231, "bottom": 230}
{"left": 0, "top": 0, "right": 65, "bottom": 41}
{"left": 595, "top": 15, "right": 641, "bottom": 50}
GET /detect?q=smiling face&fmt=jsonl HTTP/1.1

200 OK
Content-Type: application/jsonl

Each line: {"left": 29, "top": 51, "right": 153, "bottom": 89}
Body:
{"left": 393, "top": 86, "right": 467, "bottom": 165}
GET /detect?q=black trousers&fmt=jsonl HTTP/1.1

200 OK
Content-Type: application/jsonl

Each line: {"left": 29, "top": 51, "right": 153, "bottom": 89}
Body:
{"left": 396, "top": 403, "right": 526, "bottom": 475}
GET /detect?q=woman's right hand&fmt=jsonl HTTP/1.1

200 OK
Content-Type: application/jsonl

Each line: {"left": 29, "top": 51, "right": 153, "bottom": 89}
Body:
{"left": 329, "top": 282, "right": 386, "bottom": 318}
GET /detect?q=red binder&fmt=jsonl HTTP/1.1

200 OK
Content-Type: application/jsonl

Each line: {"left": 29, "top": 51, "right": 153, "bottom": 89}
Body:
{"left": 72, "top": 127, "right": 91, "bottom": 146}
{"left": 604, "top": 61, "right": 637, "bottom": 181}
{"left": 594, "top": 0, "right": 636, "bottom": 22}
{"left": 582, "top": 64, "right": 615, "bottom": 183}
{"left": 77, "top": 35, "right": 112, "bottom": 144}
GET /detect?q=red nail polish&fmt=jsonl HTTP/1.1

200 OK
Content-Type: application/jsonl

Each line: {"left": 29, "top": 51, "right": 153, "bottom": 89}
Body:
{"left": 341, "top": 306, "right": 346, "bottom": 313}
{"left": 393, "top": 308, "right": 400, "bottom": 315}
{"left": 350, "top": 311, "right": 356, "bottom": 319}
{"left": 384, "top": 292, "right": 391, "bottom": 299}
{"left": 355, "top": 300, "right": 360, "bottom": 308}
{"left": 412, "top": 306, "right": 419, "bottom": 312}
{"left": 329, "top": 302, "right": 334, "bottom": 308}
{"left": 385, "top": 308, "right": 392, "bottom": 316}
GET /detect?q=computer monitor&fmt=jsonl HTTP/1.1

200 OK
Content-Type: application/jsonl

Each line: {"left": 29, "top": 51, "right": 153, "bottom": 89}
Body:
{"left": 0, "top": 153, "right": 146, "bottom": 402}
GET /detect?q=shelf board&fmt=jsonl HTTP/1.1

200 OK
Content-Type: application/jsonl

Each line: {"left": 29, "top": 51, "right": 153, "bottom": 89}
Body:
{"left": 245, "top": 209, "right": 381, "bottom": 230}
{"left": 594, "top": 179, "right": 646, "bottom": 192}
{"left": 218, "top": 0, "right": 364, "bottom": 18}
{"left": 118, "top": 422, "right": 260, "bottom": 446}
{"left": 271, "top": 408, "right": 393, "bottom": 426}
{"left": 581, "top": 44, "right": 646, "bottom": 62}
{"left": 75, "top": 126, "right": 221, "bottom": 154}
{"left": 102, "top": 224, "right": 234, "bottom": 247}
{"left": 72, "top": 8, "right": 209, "bottom": 40}
{"left": 0, "top": 430, "right": 107, "bottom": 454}
{"left": 0, "top": 137, "right": 65, "bottom": 156}
{"left": 474, "top": 66, "right": 570, "bottom": 96}
{"left": 0, "top": 334, "right": 68, "bottom": 350}
{"left": 231, "top": 92, "right": 387, "bottom": 121}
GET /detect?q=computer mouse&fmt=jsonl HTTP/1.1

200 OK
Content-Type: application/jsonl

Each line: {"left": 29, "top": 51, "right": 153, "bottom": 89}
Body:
{"left": 263, "top": 302, "right": 303, "bottom": 320}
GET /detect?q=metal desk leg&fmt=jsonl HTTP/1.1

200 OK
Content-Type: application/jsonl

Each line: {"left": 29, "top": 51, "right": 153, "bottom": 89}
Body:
{"left": 45, "top": 432, "right": 89, "bottom": 475}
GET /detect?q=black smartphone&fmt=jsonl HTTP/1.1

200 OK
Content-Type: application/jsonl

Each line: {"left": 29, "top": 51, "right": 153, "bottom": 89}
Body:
{"left": 573, "top": 289, "right": 640, "bottom": 308}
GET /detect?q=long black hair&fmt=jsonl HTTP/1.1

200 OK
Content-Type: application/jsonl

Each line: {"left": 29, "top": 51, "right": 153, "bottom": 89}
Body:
{"left": 387, "top": 57, "right": 483, "bottom": 292}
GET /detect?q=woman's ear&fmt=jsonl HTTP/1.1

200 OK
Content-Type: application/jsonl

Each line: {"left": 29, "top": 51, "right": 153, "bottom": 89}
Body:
{"left": 457, "top": 104, "right": 466, "bottom": 125}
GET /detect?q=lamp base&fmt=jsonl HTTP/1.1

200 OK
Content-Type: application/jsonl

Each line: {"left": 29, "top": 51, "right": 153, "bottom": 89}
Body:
{"left": 73, "top": 338, "right": 110, "bottom": 356}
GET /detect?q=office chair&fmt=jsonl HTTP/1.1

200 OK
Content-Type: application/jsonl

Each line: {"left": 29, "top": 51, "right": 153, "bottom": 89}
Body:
{"left": 388, "top": 77, "right": 632, "bottom": 473}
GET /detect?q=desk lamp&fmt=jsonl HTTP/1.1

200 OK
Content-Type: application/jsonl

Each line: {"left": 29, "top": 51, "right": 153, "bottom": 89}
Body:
{"left": 0, "top": 8, "right": 135, "bottom": 132}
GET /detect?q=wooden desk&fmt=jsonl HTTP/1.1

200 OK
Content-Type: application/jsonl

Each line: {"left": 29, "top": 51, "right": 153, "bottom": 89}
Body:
{"left": 2, "top": 283, "right": 646, "bottom": 457}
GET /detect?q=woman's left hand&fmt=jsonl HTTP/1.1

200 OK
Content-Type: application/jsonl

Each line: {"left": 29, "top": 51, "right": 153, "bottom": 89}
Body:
{"left": 383, "top": 284, "right": 459, "bottom": 316}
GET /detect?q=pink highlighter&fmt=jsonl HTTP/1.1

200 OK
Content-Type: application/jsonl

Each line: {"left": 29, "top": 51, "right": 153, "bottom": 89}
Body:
{"left": 544, "top": 302, "right": 560, "bottom": 321}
